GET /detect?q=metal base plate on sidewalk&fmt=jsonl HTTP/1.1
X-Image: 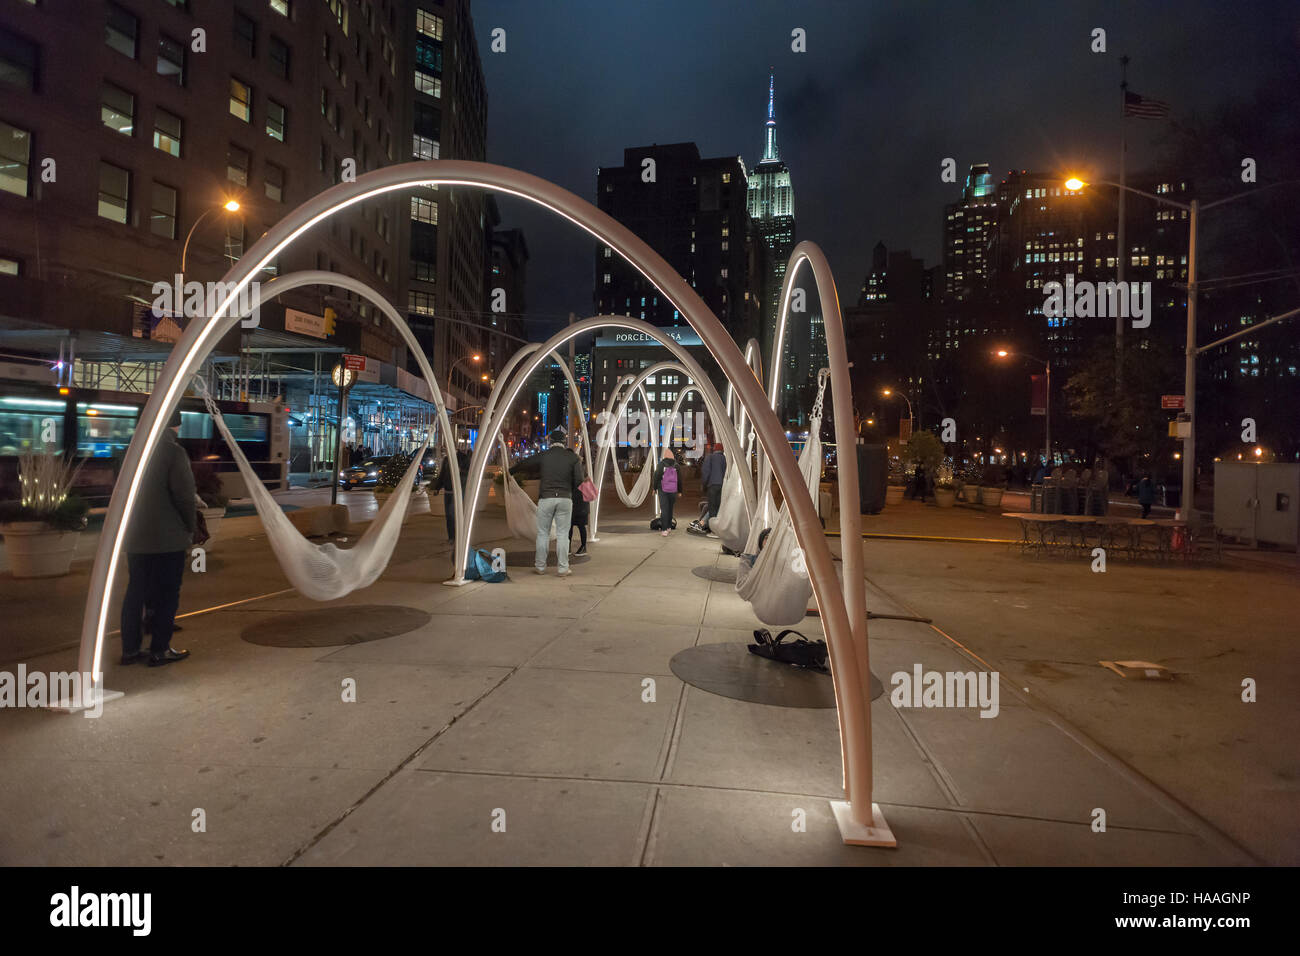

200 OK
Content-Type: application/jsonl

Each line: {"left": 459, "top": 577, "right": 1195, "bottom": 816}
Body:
{"left": 830, "top": 800, "right": 897, "bottom": 847}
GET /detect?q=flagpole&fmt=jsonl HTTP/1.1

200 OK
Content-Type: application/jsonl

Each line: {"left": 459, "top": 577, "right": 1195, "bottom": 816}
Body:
{"left": 1117, "top": 54, "right": 1129, "bottom": 382}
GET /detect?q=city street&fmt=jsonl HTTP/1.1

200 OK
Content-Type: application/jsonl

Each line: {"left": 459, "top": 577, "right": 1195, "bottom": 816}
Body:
{"left": 0, "top": 487, "right": 1291, "bottom": 865}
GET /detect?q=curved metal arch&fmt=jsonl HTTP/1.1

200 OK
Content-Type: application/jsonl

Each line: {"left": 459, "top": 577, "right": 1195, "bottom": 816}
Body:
{"left": 463, "top": 321, "right": 753, "bottom": 556}
{"left": 589, "top": 373, "right": 660, "bottom": 530}
{"left": 587, "top": 358, "right": 742, "bottom": 537}
{"left": 483, "top": 343, "right": 595, "bottom": 495}
{"left": 255, "top": 270, "right": 463, "bottom": 522}
{"left": 78, "top": 161, "right": 883, "bottom": 842}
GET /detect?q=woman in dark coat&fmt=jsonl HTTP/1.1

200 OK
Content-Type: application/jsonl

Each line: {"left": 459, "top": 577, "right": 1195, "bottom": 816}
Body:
{"left": 569, "top": 473, "right": 590, "bottom": 556}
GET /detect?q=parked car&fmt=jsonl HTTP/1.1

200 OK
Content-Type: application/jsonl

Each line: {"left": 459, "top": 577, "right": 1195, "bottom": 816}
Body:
{"left": 339, "top": 456, "right": 389, "bottom": 489}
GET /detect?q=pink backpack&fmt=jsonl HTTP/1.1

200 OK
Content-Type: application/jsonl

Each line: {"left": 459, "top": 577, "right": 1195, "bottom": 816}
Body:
{"left": 661, "top": 463, "right": 678, "bottom": 493}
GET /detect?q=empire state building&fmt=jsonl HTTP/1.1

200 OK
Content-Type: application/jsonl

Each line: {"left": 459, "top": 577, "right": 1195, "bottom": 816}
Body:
{"left": 747, "top": 74, "right": 816, "bottom": 424}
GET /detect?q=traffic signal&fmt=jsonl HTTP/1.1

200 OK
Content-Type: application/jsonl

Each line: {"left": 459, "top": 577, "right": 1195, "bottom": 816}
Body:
{"left": 323, "top": 307, "right": 338, "bottom": 336}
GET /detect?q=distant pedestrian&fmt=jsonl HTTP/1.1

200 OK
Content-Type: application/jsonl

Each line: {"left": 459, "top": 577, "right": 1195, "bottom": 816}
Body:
{"left": 653, "top": 447, "right": 681, "bottom": 536}
{"left": 569, "top": 469, "right": 590, "bottom": 556}
{"left": 1137, "top": 473, "right": 1155, "bottom": 518}
{"left": 436, "top": 453, "right": 468, "bottom": 543}
{"left": 514, "top": 427, "right": 583, "bottom": 575}
{"left": 699, "top": 442, "right": 726, "bottom": 535}
{"left": 120, "top": 408, "right": 193, "bottom": 667}
{"left": 914, "top": 464, "right": 929, "bottom": 503}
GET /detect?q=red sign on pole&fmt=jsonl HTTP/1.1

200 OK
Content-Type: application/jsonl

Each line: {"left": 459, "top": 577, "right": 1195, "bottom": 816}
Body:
{"left": 1030, "top": 374, "right": 1047, "bottom": 416}
{"left": 343, "top": 354, "right": 366, "bottom": 371}
{"left": 1161, "top": 395, "right": 1186, "bottom": 410}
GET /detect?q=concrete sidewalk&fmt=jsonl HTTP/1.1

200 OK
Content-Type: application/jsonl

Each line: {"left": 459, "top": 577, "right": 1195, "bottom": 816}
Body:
{"left": 0, "top": 491, "right": 1275, "bottom": 865}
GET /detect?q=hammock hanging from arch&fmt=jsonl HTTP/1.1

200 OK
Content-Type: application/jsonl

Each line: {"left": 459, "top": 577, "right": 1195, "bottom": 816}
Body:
{"left": 196, "top": 381, "right": 427, "bottom": 601}
{"left": 499, "top": 435, "right": 554, "bottom": 541}
{"left": 734, "top": 370, "right": 827, "bottom": 626}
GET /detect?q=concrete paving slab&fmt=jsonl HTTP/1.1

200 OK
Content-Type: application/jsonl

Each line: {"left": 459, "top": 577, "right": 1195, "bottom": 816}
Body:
{"left": 530, "top": 619, "right": 702, "bottom": 676}
{"left": 417, "top": 667, "right": 682, "bottom": 780}
{"left": 435, "top": 582, "right": 609, "bottom": 619}
{"left": 644, "top": 788, "right": 988, "bottom": 866}
{"left": 317, "top": 614, "right": 572, "bottom": 668}
{"left": 296, "top": 770, "right": 654, "bottom": 866}
{"left": 898, "top": 700, "right": 1185, "bottom": 830}
{"left": 665, "top": 683, "right": 851, "bottom": 798}
{"left": 968, "top": 812, "right": 1240, "bottom": 866}
{"left": 0, "top": 758, "right": 381, "bottom": 866}
{"left": 593, "top": 585, "right": 708, "bottom": 624}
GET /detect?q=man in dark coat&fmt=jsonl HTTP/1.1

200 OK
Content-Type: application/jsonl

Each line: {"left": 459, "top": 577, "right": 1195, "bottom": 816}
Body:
{"left": 513, "top": 428, "right": 583, "bottom": 575}
{"left": 699, "top": 442, "right": 726, "bottom": 536}
{"left": 120, "top": 408, "right": 194, "bottom": 667}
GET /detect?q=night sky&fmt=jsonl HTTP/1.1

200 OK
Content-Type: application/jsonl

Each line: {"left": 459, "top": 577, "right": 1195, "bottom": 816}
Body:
{"left": 475, "top": 0, "right": 1298, "bottom": 335}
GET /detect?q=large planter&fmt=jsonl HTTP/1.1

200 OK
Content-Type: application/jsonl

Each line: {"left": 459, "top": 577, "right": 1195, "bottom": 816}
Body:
{"left": 2, "top": 522, "right": 81, "bottom": 578}
{"left": 969, "top": 485, "right": 984, "bottom": 504}
{"left": 199, "top": 506, "right": 227, "bottom": 541}
{"left": 885, "top": 485, "right": 905, "bottom": 505}
{"left": 981, "top": 487, "right": 1005, "bottom": 508}
{"left": 934, "top": 488, "right": 956, "bottom": 508}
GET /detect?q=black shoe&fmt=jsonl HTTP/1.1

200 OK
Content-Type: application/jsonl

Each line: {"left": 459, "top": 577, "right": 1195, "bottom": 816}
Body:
{"left": 120, "top": 650, "right": 147, "bottom": 666}
{"left": 149, "top": 648, "right": 191, "bottom": 667}
{"left": 575, "top": 546, "right": 587, "bottom": 556}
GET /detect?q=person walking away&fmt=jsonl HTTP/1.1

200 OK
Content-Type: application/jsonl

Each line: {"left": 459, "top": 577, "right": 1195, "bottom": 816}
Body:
{"left": 436, "top": 453, "right": 468, "bottom": 544}
{"left": 1137, "top": 473, "right": 1155, "bottom": 518}
{"left": 653, "top": 447, "right": 681, "bottom": 536}
{"left": 514, "top": 427, "right": 583, "bottom": 575}
{"left": 120, "top": 408, "right": 193, "bottom": 667}
{"left": 699, "top": 442, "right": 726, "bottom": 537}
{"left": 569, "top": 468, "right": 590, "bottom": 556}
{"left": 914, "top": 464, "right": 929, "bottom": 503}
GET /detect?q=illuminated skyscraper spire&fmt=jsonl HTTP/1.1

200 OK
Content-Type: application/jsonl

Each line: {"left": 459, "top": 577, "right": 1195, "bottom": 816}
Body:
{"left": 762, "top": 72, "right": 779, "bottom": 163}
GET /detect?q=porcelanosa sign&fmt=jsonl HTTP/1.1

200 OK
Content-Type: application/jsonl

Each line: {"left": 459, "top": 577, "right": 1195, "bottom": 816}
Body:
{"left": 596, "top": 327, "right": 704, "bottom": 347}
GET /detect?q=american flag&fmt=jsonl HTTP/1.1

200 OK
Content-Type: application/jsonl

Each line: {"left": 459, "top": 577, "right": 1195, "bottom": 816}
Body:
{"left": 1123, "top": 90, "right": 1171, "bottom": 118}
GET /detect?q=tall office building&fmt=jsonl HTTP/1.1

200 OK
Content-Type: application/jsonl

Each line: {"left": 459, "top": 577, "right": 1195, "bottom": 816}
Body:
{"left": 746, "top": 74, "right": 815, "bottom": 422}
{"left": 942, "top": 163, "right": 1000, "bottom": 302}
{"left": 400, "top": 0, "right": 487, "bottom": 408}
{"left": 594, "top": 142, "right": 757, "bottom": 344}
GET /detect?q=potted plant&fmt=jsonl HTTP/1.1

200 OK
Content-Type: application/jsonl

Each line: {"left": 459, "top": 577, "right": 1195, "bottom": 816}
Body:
{"left": 0, "top": 450, "right": 89, "bottom": 578}
{"left": 933, "top": 461, "right": 957, "bottom": 508}
{"left": 193, "top": 465, "right": 229, "bottom": 540}
{"left": 961, "top": 463, "right": 983, "bottom": 503}
{"left": 980, "top": 464, "right": 1008, "bottom": 509}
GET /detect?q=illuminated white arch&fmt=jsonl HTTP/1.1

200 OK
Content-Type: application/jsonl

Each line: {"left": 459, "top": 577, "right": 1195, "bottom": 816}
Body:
{"left": 589, "top": 372, "right": 660, "bottom": 533}
{"left": 78, "top": 162, "right": 888, "bottom": 845}
{"left": 462, "top": 322, "right": 752, "bottom": 555}
{"left": 585, "top": 356, "right": 747, "bottom": 538}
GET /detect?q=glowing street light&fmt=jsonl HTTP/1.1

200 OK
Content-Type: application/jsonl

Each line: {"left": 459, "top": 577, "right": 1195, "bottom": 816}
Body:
{"left": 181, "top": 197, "right": 244, "bottom": 273}
{"left": 1063, "top": 177, "right": 1086, "bottom": 192}
{"left": 994, "top": 348, "right": 1051, "bottom": 468}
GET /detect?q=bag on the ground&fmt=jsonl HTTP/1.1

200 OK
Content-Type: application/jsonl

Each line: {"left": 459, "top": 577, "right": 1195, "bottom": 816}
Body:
{"left": 747, "top": 628, "right": 829, "bottom": 672}
{"left": 578, "top": 479, "right": 598, "bottom": 502}
{"left": 649, "top": 516, "right": 677, "bottom": 531}
{"left": 463, "top": 548, "right": 507, "bottom": 583}
{"left": 661, "top": 464, "right": 678, "bottom": 494}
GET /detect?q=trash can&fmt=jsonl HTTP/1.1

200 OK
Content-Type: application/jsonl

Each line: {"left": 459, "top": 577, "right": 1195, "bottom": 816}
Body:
{"left": 1161, "top": 484, "right": 1181, "bottom": 508}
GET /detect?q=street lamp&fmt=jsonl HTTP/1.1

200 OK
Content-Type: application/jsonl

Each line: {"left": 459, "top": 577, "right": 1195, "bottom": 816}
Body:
{"left": 880, "top": 387, "right": 914, "bottom": 437}
{"left": 180, "top": 198, "right": 241, "bottom": 274}
{"left": 994, "top": 349, "right": 1051, "bottom": 470}
{"left": 1063, "top": 174, "right": 1300, "bottom": 518}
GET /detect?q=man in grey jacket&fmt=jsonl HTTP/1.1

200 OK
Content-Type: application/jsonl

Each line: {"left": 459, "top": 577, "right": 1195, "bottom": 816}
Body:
{"left": 120, "top": 408, "right": 195, "bottom": 666}
{"left": 513, "top": 427, "right": 584, "bottom": 576}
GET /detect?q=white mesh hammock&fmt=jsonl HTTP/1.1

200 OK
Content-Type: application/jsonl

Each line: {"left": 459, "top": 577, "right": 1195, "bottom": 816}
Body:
{"left": 710, "top": 459, "right": 749, "bottom": 552}
{"left": 499, "top": 435, "right": 555, "bottom": 541}
{"left": 734, "top": 370, "right": 827, "bottom": 626}
{"left": 196, "top": 381, "right": 426, "bottom": 601}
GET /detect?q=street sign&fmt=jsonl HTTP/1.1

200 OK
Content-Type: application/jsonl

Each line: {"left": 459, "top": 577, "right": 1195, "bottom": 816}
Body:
{"left": 285, "top": 308, "right": 327, "bottom": 339}
{"left": 343, "top": 353, "right": 366, "bottom": 371}
{"left": 1161, "top": 395, "right": 1186, "bottom": 410}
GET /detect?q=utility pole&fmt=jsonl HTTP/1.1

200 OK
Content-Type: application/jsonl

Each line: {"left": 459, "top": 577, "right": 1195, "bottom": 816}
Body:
{"left": 1117, "top": 54, "right": 1129, "bottom": 388}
